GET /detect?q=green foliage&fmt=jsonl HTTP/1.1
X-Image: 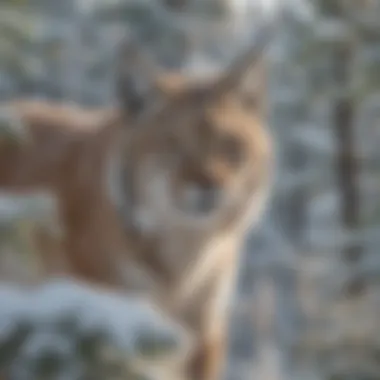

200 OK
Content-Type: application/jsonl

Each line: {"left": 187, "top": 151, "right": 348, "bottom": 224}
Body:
{"left": 316, "top": 0, "right": 345, "bottom": 16}
{"left": 0, "top": 305, "right": 188, "bottom": 379}
{"left": 0, "top": 321, "right": 34, "bottom": 369}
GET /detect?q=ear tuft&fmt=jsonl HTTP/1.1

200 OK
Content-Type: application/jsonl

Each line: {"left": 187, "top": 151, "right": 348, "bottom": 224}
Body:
{"left": 115, "top": 37, "right": 162, "bottom": 120}
{"left": 239, "top": 57, "right": 268, "bottom": 117}
{"left": 210, "top": 24, "right": 275, "bottom": 117}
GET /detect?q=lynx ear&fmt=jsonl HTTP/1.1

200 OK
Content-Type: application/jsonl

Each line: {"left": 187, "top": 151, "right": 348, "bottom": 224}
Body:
{"left": 210, "top": 24, "right": 275, "bottom": 115}
{"left": 115, "top": 38, "right": 166, "bottom": 120}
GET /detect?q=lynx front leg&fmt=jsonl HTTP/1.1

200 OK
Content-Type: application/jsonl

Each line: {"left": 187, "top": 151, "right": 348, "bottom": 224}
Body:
{"left": 188, "top": 329, "right": 227, "bottom": 380}
{"left": 186, "top": 239, "right": 241, "bottom": 380}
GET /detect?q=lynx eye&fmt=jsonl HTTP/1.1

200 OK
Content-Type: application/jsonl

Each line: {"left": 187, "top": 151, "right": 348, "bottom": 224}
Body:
{"left": 219, "top": 134, "right": 245, "bottom": 167}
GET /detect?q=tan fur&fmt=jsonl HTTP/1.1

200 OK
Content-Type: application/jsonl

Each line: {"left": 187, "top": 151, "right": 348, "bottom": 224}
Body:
{"left": 0, "top": 29, "right": 274, "bottom": 380}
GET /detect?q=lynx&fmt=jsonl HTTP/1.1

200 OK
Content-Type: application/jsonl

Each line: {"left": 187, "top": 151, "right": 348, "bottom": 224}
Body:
{"left": 0, "top": 28, "right": 274, "bottom": 380}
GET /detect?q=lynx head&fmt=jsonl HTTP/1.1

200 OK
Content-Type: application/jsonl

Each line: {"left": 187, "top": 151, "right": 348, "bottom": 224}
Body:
{"left": 112, "top": 29, "right": 274, "bottom": 233}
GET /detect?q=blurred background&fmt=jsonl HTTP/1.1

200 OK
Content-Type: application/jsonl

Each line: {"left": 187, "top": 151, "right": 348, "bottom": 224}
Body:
{"left": 0, "top": 0, "right": 380, "bottom": 379}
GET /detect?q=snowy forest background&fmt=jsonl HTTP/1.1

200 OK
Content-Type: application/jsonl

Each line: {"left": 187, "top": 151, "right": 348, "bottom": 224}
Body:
{"left": 0, "top": 0, "right": 380, "bottom": 379}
